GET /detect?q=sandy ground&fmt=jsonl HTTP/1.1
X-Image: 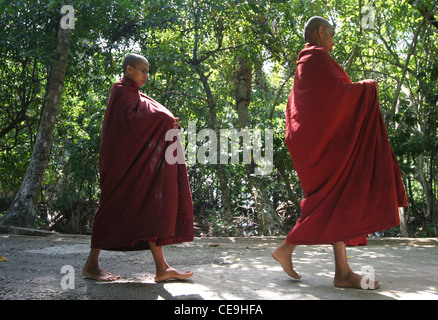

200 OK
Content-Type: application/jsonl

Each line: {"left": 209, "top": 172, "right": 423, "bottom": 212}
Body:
{"left": 0, "top": 231, "right": 437, "bottom": 301}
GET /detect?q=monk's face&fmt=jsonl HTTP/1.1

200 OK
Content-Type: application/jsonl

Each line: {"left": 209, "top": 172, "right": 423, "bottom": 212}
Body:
{"left": 318, "top": 26, "right": 335, "bottom": 53}
{"left": 126, "top": 61, "right": 149, "bottom": 87}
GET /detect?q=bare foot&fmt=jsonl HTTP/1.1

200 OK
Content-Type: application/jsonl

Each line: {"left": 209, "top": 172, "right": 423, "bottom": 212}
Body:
{"left": 271, "top": 243, "right": 302, "bottom": 279}
{"left": 334, "top": 270, "right": 380, "bottom": 290}
{"left": 154, "top": 267, "right": 194, "bottom": 282}
{"left": 82, "top": 265, "right": 120, "bottom": 282}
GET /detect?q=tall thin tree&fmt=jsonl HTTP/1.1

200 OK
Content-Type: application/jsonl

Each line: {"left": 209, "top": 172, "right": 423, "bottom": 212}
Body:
{"left": 2, "top": 12, "right": 71, "bottom": 227}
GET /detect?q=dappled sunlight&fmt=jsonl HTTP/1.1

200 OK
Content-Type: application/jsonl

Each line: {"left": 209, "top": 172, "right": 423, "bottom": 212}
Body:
{"left": 2, "top": 234, "right": 437, "bottom": 300}
{"left": 167, "top": 241, "right": 435, "bottom": 300}
{"left": 381, "top": 287, "right": 438, "bottom": 300}
{"left": 86, "top": 278, "right": 204, "bottom": 300}
{"left": 172, "top": 241, "right": 438, "bottom": 300}
{"left": 175, "top": 249, "right": 340, "bottom": 300}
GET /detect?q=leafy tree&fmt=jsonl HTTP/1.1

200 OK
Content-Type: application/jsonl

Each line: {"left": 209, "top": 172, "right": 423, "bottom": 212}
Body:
{"left": 0, "top": 0, "right": 436, "bottom": 237}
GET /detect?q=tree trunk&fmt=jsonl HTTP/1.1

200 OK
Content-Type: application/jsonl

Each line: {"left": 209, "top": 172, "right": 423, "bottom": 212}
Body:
{"left": 234, "top": 59, "right": 285, "bottom": 235}
{"left": 197, "top": 70, "right": 232, "bottom": 221}
{"left": 415, "top": 154, "right": 438, "bottom": 235}
{"left": 398, "top": 207, "right": 411, "bottom": 237}
{"left": 2, "top": 21, "right": 70, "bottom": 227}
{"left": 276, "top": 160, "right": 301, "bottom": 216}
{"left": 190, "top": 7, "right": 231, "bottom": 221}
{"left": 432, "top": 155, "right": 438, "bottom": 235}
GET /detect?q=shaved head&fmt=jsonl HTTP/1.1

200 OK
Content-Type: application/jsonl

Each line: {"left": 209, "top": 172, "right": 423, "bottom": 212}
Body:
{"left": 122, "top": 53, "right": 148, "bottom": 74}
{"left": 304, "top": 16, "right": 334, "bottom": 42}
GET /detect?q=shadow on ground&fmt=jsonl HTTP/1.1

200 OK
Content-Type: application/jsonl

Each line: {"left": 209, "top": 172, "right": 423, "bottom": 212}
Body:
{"left": 0, "top": 234, "right": 437, "bottom": 300}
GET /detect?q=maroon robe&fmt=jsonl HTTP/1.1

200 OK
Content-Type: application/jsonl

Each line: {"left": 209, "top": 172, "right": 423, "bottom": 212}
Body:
{"left": 91, "top": 76, "right": 193, "bottom": 251}
{"left": 285, "top": 44, "right": 407, "bottom": 246}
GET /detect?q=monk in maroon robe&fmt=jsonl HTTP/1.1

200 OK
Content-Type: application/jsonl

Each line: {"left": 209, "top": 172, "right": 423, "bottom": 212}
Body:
{"left": 82, "top": 54, "right": 194, "bottom": 282}
{"left": 272, "top": 17, "right": 407, "bottom": 289}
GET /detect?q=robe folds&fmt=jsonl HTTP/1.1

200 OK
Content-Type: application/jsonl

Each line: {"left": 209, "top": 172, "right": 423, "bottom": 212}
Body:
{"left": 91, "top": 77, "right": 194, "bottom": 251}
{"left": 285, "top": 44, "right": 407, "bottom": 246}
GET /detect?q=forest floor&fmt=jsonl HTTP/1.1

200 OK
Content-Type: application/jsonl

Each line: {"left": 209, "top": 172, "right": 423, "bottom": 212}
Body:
{"left": 0, "top": 229, "right": 437, "bottom": 301}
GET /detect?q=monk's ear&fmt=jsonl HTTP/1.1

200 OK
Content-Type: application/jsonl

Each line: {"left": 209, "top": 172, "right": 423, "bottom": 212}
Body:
{"left": 125, "top": 64, "right": 134, "bottom": 76}
{"left": 317, "top": 26, "right": 324, "bottom": 38}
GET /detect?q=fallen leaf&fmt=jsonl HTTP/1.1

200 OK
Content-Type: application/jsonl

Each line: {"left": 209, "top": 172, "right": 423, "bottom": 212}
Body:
{"left": 208, "top": 244, "right": 219, "bottom": 247}
{"left": 0, "top": 256, "right": 7, "bottom": 262}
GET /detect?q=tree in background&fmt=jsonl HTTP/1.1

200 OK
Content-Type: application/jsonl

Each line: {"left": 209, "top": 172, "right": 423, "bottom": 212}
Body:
{"left": 2, "top": 4, "right": 71, "bottom": 227}
{"left": 0, "top": 0, "right": 436, "bottom": 237}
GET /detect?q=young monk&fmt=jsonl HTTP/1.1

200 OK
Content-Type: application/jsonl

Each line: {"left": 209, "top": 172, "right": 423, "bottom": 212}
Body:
{"left": 272, "top": 16, "right": 407, "bottom": 289}
{"left": 82, "top": 53, "right": 194, "bottom": 282}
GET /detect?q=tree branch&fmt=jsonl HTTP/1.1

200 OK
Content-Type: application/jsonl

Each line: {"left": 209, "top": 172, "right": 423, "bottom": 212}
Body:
{"left": 409, "top": 1, "right": 438, "bottom": 30}
{"left": 385, "top": 18, "right": 427, "bottom": 125}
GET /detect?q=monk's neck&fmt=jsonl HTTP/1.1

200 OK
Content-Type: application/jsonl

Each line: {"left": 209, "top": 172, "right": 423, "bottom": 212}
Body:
{"left": 122, "top": 76, "right": 138, "bottom": 88}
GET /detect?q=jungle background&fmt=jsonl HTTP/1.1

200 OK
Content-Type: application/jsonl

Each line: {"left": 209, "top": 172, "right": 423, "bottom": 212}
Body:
{"left": 0, "top": 0, "right": 437, "bottom": 238}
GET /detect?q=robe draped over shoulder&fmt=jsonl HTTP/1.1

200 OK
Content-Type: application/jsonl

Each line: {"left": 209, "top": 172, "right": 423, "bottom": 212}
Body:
{"left": 285, "top": 44, "right": 407, "bottom": 246}
{"left": 91, "top": 77, "right": 193, "bottom": 251}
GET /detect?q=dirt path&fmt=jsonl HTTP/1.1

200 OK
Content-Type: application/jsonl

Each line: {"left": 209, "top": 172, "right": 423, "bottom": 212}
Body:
{"left": 1, "top": 231, "right": 437, "bottom": 300}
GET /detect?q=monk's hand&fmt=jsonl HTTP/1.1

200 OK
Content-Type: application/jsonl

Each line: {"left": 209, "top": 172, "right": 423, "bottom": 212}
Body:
{"left": 173, "top": 117, "right": 181, "bottom": 130}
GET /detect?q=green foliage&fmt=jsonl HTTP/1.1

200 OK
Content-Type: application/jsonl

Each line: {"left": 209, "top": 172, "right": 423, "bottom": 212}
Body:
{"left": 0, "top": 0, "right": 437, "bottom": 236}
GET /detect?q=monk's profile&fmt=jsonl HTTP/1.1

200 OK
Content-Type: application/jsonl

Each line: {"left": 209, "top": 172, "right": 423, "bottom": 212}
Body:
{"left": 271, "top": 16, "right": 407, "bottom": 289}
{"left": 82, "top": 53, "right": 194, "bottom": 282}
